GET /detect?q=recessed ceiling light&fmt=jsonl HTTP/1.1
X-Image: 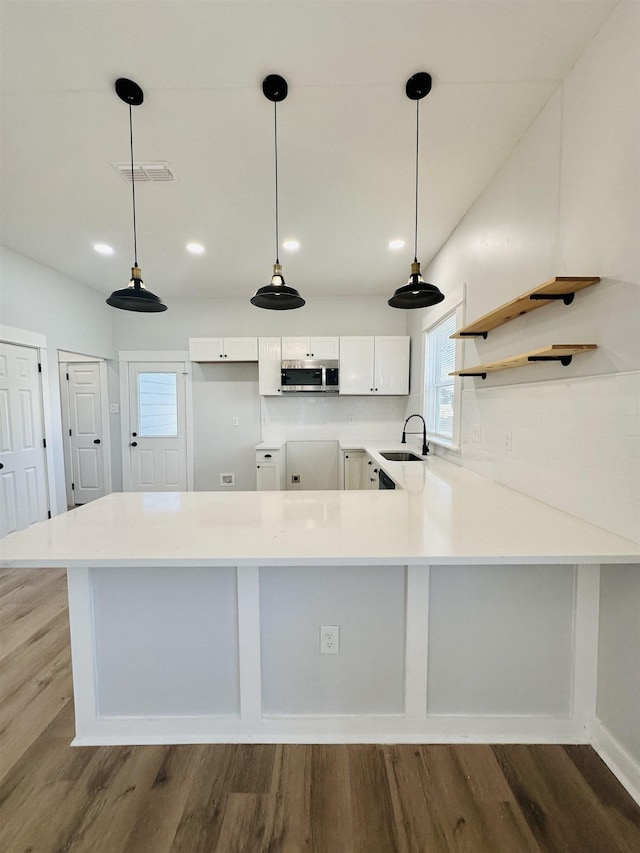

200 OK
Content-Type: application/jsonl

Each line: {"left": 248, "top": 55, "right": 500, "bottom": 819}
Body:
{"left": 186, "top": 242, "right": 205, "bottom": 255}
{"left": 388, "top": 239, "right": 405, "bottom": 250}
{"left": 94, "top": 243, "right": 114, "bottom": 255}
{"left": 282, "top": 239, "right": 300, "bottom": 251}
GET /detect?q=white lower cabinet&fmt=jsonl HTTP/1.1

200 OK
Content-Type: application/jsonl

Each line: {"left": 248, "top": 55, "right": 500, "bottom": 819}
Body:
{"left": 256, "top": 448, "right": 284, "bottom": 490}
{"left": 343, "top": 450, "right": 366, "bottom": 490}
{"left": 364, "top": 454, "right": 379, "bottom": 489}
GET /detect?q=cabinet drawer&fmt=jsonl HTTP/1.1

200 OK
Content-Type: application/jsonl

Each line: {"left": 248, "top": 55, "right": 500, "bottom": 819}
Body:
{"left": 256, "top": 450, "right": 281, "bottom": 463}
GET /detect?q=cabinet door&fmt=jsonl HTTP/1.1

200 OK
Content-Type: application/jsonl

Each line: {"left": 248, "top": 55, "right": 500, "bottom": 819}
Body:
{"left": 343, "top": 451, "right": 365, "bottom": 490}
{"left": 189, "top": 337, "right": 224, "bottom": 361}
{"left": 374, "top": 337, "right": 410, "bottom": 395}
{"left": 258, "top": 338, "right": 283, "bottom": 395}
{"left": 223, "top": 338, "right": 258, "bottom": 361}
{"left": 309, "top": 337, "right": 339, "bottom": 359}
{"left": 281, "top": 337, "right": 309, "bottom": 359}
{"left": 339, "top": 337, "right": 375, "bottom": 394}
{"left": 363, "top": 454, "right": 379, "bottom": 489}
{"left": 256, "top": 462, "right": 281, "bottom": 490}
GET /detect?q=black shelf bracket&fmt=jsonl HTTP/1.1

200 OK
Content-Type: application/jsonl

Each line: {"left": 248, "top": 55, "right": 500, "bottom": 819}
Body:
{"left": 458, "top": 371, "right": 488, "bottom": 379}
{"left": 529, "top": 292, "right": 575, "bottom": 306}
{"left": 458, "top": 331, "right": 488, "bottom": 340}
{"left": 527, "top": 355, "right": 573, "bottom": 367}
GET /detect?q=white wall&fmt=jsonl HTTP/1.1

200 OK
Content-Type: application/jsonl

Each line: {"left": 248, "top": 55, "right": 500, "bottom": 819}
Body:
{"left": 402, "top": 2, "right": 640, "bottom": 782}
{"left": 261, "top": 394, "right": 408, "bottom": 444}
{"left": 407, "top": 2, "right": 639, "bottom": 543}
{"left": 113, "top": 295, "right": 407, "bottom": 351}
{"left": 0, "top": 246, "right": 120, "bottom": 511}
{"left": 597, "top": 565, "right": 640, "bottom": 766}
{"left": 191, "top": 362, "right": 261, "bottom": 491}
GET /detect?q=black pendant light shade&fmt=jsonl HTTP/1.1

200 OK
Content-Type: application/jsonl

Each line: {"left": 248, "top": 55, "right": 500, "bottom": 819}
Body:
{"left": 251, "top": 75, "right": 305, "bottom": 310}
{"left": 388, "top": 72, "right": 444, "bottom": 309}
{"left": 251, "top": 263, "right": 305, "bottom": 310}
{"left": 106, "top": 78, "right": 167, "bottom": 313}
{"left": 106, "top": 266, "right": 167, "bottom": 312}
{"left": 388, "top": 261, "right": 445, "bottom": 309}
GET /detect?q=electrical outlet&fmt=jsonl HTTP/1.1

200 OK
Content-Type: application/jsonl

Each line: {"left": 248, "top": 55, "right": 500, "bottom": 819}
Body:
{"left": 504, "top": 429, "right": 513, "bottom": 452}
{"left": 261, "top": 416, "right": 267, "bottom": 426}
{"left": 472, "top": 424, "right": 481, "bottom": 442}
{"left": 232, "top": 417, "right": 239, "bottom": 427}
{"left": 348, "top": 415, "right": 354, "bottom": 424}
{"left": 220, "top": 473, "right": 235, "bottom": 486}
{"left": 320, "top": 625, "right": 339, "bottom": 654}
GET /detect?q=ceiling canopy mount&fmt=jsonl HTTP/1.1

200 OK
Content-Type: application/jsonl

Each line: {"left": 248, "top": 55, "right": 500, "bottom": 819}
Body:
{"left": 115, "top": 77, "right": 144, "bottom": 106}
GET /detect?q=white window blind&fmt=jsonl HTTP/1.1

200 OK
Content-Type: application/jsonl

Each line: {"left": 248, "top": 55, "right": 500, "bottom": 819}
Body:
{"left": 137, "top": 372, "right": 178, "bottom": 437}
{"left": 425, "top": 310, "right": 456, "bottom": 440}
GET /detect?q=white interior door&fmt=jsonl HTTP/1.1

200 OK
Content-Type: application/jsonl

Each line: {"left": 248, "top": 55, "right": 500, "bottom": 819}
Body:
{"left": 0, "top": 342, "right": 49, "bottom": 536}
{"left": 67, "top": 363, "right": 105, "bottom": 504}
{"left": 128, "top": 362, "right": 187, "bottom": 491}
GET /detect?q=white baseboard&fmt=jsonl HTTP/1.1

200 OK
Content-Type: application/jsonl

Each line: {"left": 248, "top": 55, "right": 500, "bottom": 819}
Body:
{"left": 71, "top": 712, "right": 589, "bottom": 747}
{"left": 591, "top": 715, "right": 640, "bottom": 807}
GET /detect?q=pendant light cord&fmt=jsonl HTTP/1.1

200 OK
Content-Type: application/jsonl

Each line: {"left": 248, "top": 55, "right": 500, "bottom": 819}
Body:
{"left": 274, "top": 101, "right": 280, "bottom": 264}
{"left": 129, "top": 104, "right": 138, "bottom": 267}
{"left": 414, "top": 98, "right": 419, "bottom": 263}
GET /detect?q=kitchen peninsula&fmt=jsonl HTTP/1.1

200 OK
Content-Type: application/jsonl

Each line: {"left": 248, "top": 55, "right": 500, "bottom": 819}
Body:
{"left": 1, "top": 455, "right": 638, "bottom": 800}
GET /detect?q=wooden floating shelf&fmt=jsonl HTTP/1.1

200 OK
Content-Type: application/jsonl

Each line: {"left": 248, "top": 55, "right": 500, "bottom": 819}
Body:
{"left": 451, "top": 277, "right": 600, "bottom": 339}
{"left": 450, "top": 345, "right": 597, "bottom": 379}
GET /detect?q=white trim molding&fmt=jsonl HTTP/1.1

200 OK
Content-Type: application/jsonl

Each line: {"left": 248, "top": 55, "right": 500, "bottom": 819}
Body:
{"left": 591, "top": 715, "right": 640, "bottom": 807}
{"left": 0, "top": 324, "right": 58, "bottom": 517}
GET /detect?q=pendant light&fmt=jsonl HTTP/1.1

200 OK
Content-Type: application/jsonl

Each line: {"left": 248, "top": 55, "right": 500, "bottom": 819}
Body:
{"left": 251, "top": 75, "right": 305, "bottom": 310}
{"left": 388, "top": 72, "right": 444, "bottom": 309}
{"left": 106, "top": 78, "right": 167, "bottom": 313}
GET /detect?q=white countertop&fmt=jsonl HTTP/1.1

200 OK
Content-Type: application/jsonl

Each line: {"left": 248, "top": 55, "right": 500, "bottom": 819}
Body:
{"left": 1, "top": 457, "right": 638, "bottom": 568}
{"left": 345, "top": 443, "right": 430, "bottom": 490}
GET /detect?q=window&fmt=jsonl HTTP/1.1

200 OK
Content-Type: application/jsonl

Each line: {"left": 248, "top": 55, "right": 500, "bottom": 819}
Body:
{"left": 422, "top": 289, "right": 464, "bottom": 448}
{"left": 137, "top": 372, "right": 178, "bottom": 436}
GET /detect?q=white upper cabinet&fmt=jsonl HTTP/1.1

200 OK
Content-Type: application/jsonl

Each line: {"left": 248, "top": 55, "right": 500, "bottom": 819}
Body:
{"left": 373, "top": 336, "right": 410, "bottom": 395}
{"left": 281, "top": 337, "right": 339, "bottom": 360}
{"left": 339, "top": 337, "right": 375, "bottom": 394}
{"left": 189, "top": 337, "right": 258, "bottom": 362}
{"left": 339, "top": 336, "right": 409, "bottom": 395}
{"left": 258, "top": 337, "right": 282, "bottom": 396}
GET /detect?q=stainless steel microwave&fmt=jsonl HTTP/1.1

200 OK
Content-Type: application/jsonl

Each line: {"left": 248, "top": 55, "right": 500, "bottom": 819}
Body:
{"left": 280, "top": 360, "right": 339, "bottom": 393}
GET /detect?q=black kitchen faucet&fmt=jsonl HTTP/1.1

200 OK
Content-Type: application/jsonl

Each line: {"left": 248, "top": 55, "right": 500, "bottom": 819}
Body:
{"left": 401, "top": 414, "right": 429, "bottom": 456}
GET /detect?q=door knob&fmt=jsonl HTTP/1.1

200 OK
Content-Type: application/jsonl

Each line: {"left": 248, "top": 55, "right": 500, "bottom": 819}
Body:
{"left": 132, "top": 432, "right": 137, "bottom": 437}
{"left": 130, "top": 442, "right": 137, "bottom": 447}
{"left": 0, "top": 463, "right": 3, "bottom": 469}
{"left": 93, "top": 439, "right": 101, "bottom": 444}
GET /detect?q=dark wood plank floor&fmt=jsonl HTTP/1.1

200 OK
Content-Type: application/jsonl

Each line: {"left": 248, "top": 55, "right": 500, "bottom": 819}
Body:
{"left": 1, "top": 567, "right": 639, "bottom": 852}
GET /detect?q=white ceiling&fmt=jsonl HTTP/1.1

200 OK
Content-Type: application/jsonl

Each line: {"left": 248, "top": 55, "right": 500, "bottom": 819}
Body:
{"left": 0, "top": 1, "right": 617, "bottom": 304}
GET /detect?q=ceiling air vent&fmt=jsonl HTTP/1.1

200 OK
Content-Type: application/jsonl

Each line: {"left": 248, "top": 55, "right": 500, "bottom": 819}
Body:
{"left": 111, "top": 161, "right": 176, "bottom": 182}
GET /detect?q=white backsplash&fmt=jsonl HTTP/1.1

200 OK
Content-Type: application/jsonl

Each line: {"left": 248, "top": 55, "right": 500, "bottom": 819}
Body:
{"left": 435, "top": 371, "right": 640, "bottom": 543}
{"left": 260, "top": 395, "right": 408, "bottom": 443}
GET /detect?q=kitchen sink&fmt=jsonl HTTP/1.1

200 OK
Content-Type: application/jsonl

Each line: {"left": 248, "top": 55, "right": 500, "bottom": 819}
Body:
{"left": 379, "top": 451, "right": 423, "bottom": 462}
